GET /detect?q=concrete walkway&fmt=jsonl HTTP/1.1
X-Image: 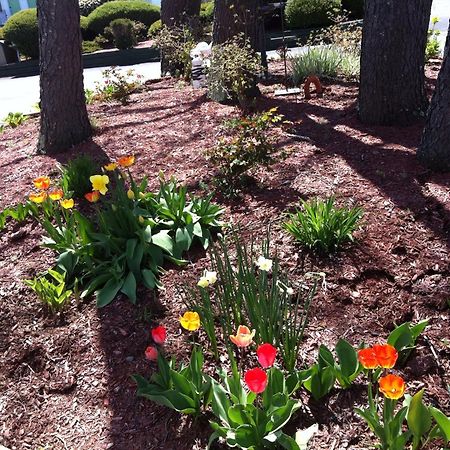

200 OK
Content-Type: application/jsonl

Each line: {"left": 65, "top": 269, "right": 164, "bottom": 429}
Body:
{"left": 0, "top": 61, "right": 161, "bottom": 119}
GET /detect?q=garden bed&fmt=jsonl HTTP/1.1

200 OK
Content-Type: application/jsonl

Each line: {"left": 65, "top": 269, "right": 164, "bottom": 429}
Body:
{"left": 0, "top": 63, "right": 449, "bottom": 449}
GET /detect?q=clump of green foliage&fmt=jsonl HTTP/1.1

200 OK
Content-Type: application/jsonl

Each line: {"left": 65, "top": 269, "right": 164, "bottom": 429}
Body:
{"left": 3, "top": 9, "right": 39, "bottom": 59}
{"left": 283, "top": 197, "right": 363, "bottom": 253}
{"left": 2, "top": 112, "right": 28, "bottom": 129}
{"left": 147, "top": 19, "right": 161, "bottom": 38}
{"left": 108, "top": 18, "right": 136, "bottom": 49}
{"left": 155, "top": 24, "right": 195, "bottom": 79}
{"left": 207, "top": 36, "right": 262, "bottom": 107}
{"left": 93, "top": 66, "right": 143, "bottom": 104}
{"left": 426, "top": 17, "right": 441, "bottom": 61}
{"left": 24, "top": 270, "right": 73, "bottom": 313}
{"left": 59, "top": 155, "right": 99, "bottom": 198}
{"left": 285, "top": 0, "right": 341, "bottom": 29}
{"left": 205, "top": 109, "right": 284, "bottom": 196}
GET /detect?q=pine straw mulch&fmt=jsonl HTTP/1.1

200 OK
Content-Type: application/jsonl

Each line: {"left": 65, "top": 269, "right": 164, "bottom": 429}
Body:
{"left": 0, "top": 63, "right": 449, "bottom": 450}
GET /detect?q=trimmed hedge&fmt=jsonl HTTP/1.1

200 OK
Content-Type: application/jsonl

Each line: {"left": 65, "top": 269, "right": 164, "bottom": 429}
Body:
{"left": 110, "top": 18, "right": 136, "bottom": 49}
{"left": 285, "top": 0, "right": 341, "bottom": 29}
{"left": 3, "top": 8, "right": 39, "bottom": 59}
{"left": 342, "top": 0, "right": 364, "bottom": 18}
{"left": 147, "top": 19, "right": 161, "bottom": 37}
{"left": 87, "top": 1, "right": 160, "bottom": 34}
{"left": 80, "top": 15, "right": 97, "bottom": 40}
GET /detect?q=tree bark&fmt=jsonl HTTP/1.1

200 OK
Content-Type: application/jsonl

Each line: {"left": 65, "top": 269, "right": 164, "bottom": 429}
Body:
{"left": 37, "top": 0, "right": 91, "bottom": 155}
{"left": 417, "top": 21, "right": 450, "bottom": 172}
{"left": 358, "top": 0, "right": 432, "bottom": 126}
{"left": 213, "top": 0, "right": 263, "bottom": 51}
{"left": 161, "top": 0, "right": 201, "bottom": 27}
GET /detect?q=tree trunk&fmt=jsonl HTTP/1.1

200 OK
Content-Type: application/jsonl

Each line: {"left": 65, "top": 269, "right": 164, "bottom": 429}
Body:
{"left": 37, "top": 0, "right": 91, "bottom": 155}
{"left": 358, "top": 0, "right": 432, "bottom": 126}
{"left": 213, "top": 0, "right": 263, "bottom": 51}
{"left": 417, "top": 22, "right": 450, "bottom": 172}
{"left": 161, "top": 0, "right": 201, "bottom": 27}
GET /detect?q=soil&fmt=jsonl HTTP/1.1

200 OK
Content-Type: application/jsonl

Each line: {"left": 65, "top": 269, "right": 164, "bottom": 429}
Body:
{"left": 0, "top": 61, "right": 449, "bottom": 450}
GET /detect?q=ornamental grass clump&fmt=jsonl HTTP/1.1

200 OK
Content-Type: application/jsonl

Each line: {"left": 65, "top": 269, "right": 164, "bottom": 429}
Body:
{"left": 283, "top": 196, "right": 363, "bottom": 254}
{"left": 184, "top": 232, "right": 317, "bottom": 371}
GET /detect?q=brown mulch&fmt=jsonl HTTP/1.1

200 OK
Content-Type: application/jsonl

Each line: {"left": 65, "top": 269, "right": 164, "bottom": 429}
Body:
{"left": 0, "top": 62, "right": 449, "bottom": 450}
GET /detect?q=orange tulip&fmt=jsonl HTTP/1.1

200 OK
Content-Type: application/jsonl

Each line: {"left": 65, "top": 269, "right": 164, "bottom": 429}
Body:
{"left": 85, "top": 191, "right": 100, "bottom": 203}
{"left": 48, "top": 189, "right": 64, "bottom": 201}
{"left": 379, "top": 374, "right": 405, "bottom": 400}
{"left": 358, "top": 347, "right": 379, "bottom": 370}
{"left": 104, "top": 163, "right": 118, "bottom": 171}
{"left": 373, "top": 344, "right": 398, "bottom": 369}
{"left": 230, "top": 325, "right": 255, "bottom": 348}
{"left": 118, "top": 155, "right": 135, "bottom": 167}
{"left": 29, "top": 192, "right": 47, "bottom": 203}
{"left": 33, "top": 176, "right": 51, "bottom": 190}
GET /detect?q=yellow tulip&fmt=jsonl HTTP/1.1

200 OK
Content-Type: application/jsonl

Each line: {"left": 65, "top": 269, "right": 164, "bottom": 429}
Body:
{"left": 90, "top": 175, "right": 109, "bottom": 195}
{"left": 180, "top": 311, "right": 201, "bottom": 331}
{"left": 60, "top": 198, "right": 74, "bottom": 209}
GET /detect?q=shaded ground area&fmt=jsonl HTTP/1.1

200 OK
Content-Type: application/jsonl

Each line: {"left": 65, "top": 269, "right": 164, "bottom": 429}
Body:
{"left": 0, "top": 64, "right": 449, "bottom": 450}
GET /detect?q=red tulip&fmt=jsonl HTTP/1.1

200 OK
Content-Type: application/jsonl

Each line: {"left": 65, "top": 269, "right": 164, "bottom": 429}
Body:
{"left": 151, "top": 326, "right": 166, "bottom": 345}
{"left": 245, "top": 368, "right": 268, "bottom": 394}
{"left": 257, "top": 343, "right": 277, "bottom": 368}
{"left": 145, "top": 345, "right": 158, "bottom": 361}
{"left": 373, "top": 344, "right": 398, "bottom": 369}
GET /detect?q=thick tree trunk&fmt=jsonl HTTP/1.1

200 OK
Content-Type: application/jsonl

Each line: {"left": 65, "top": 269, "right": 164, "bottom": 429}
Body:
{"left": 358, "top": 0, "right": 432, "bottom": 126}
{"left": 417, "top": 22, "right": 450, "bottom": 172}
{"left": 37, "top": 0, "right": 91, "bottom": 155}
{"left": 213, "top": 0, "right": 262, "bottom": 51}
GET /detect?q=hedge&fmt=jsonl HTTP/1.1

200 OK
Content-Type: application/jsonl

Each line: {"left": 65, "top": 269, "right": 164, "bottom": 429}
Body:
{"left": 285, "top": 0, "right": 342, "bottom": 29}
{"left": 147, "top": 19, "right": 161, "bottom": 38}
{"left": 3, "top": 9, "right": 39, "bottom": 59}
{"left": 87, "top": 1, "right": 160, "bottom": 34}
{"left": 80, "top": 15, "right": 97, "bottom": 40}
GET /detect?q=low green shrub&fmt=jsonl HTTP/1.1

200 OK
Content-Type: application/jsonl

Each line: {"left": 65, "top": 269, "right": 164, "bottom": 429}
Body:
{"left": 132, "top": 20, "right": 147, "bottom": 41}
{"left": 200, "top": 1, "right": 214, "bottom": 24}
{"left": 426, "top": 17, "right": 441, "bottom": 61}
{"left": 207, "top": 37, "right": 262, "bottom": 107}
{"left": 59, "top": 155, "right": 99, "bottom": 198}
{"left": 109, "top": 18, "right": 136, "bottom": 49}
{"left": 205, "top": 109, "right": 283, "bottom": 195}
{"left": 80, "top": 15, "right": 97, "bottom": 40}
{"left": 3, "top": 112, "right": 28, "bottom": 128}
{"left": 283, "top": 196, "right": 363, "bottom": 253}
{"left": 3, "top": 9, "right": 39, "bottom": 59}
{"left": 147, "top": 19, "right": 161, "bottom": 38}
{"left": 82, "top": 39, "right": 103, "bottom": 53}
{"left": 87, "top": 1, "right": 160, "bottom": 34}
{"left": 285, "top": 0, "right": 341, "bottom": 29}
{"left": 342, "top": 0, "right": 364, "bottom": 18}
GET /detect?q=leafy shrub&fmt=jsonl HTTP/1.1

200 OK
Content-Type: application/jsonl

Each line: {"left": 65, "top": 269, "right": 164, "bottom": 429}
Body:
{"left": 82, "top": 39, "right": 103, "bottom": 54}
{"left": 3, "top": 112, "right": 28, "bottom": 128}
{"left": 200, "top": 1, "right": 214, "bottom": 24}
{"left": 109, "top": 18, "right": 136, "bottom": 49}
{"left": 185, "top": 232, "right": 317, "bottom": 371}
{"left": 0, "top": 27, "right": 4, "bottom": 40}
{"left": 80, "top": 15, "right": 97, "bottom": 40}
{"left": 207, "top": 37, "right": 262, "bottom": 107}
{"left": 285, "top": 0, "right": 341, "bottom": 29}
{"left": 342, "top": 0, "right": 364, "bottom": 18}
{"left": 147, "top": 19, "right": 161, "bottom": 38}
{"left": 87, "top": 1, "right": 160, "bottom": 34}
{"left": 79, "top": 0, "right": 107, "bottom": 16}
{"left": 155, "top": 25, "right": 195, "bottom": 78}
{"left": 426, "top": 17, "right": 441, "bottom": 61}
{"left": 59, "top": 155, "right": 99, "bottom": 198}
{"left": 205, "top": 109, "right": 283, "bottom": 194}
{"left": 283, "top": 196, "right": 363, "bottom": 253}
{"left": 93, "top": 66, "right": 143, "bottom": 104}
{"left": 3, "top": 9, "right": 39, "bottom": 59}
{"left": 24, "top": 269, "right": 72, "bottom": 313}
{"left": 132, "top": 20, "right": 147, "bottom": 41}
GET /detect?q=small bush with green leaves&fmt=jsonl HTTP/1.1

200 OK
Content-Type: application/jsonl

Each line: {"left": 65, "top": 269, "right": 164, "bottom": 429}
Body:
{"left": 147, "top": 19, "right": 161, "bottom": 38}
{"left": 87, "top": 0, "right": 160, "bottom": 34}
{"left": 285, "top": 0, "right": 341, "bottom": 29}
{"left": 200, "top": 1, "right": 214, "bottom": 24}
{"left": 426, "top": 17, "right": 441, "bottom": 61}
{"left": 59, "top": 155, "right": 99, "bottom": 198}
{"left": 3, "top": 112, "right": 28, "bottom": 129}
{"left": 24, "top": 269, "right": 72, "bottom": 313}
{"left": 283, "top": 197, "right": 363, "bottom": 253}
{"left": 155, "top": 25, "right": 195, "bottom": 79}
{"left": 82, "top": 39, "right": 103, "bottom": 54}
{"left": 205, "top": 109, "right": 283, "bottom": 194}
{"left": 108, "top": 18, "right": 136, "bottom": 49}
{"left": 207, "top": 36, "right": 262, "bottom": 107}
{"left": 3, "top": 8, "right": 38, "bottom": 59}
{"left": 80, "top": 15, "right": 97, "bottom": 40}
{"left": 93, "top": 66, "right": 143, "bottom": 104}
